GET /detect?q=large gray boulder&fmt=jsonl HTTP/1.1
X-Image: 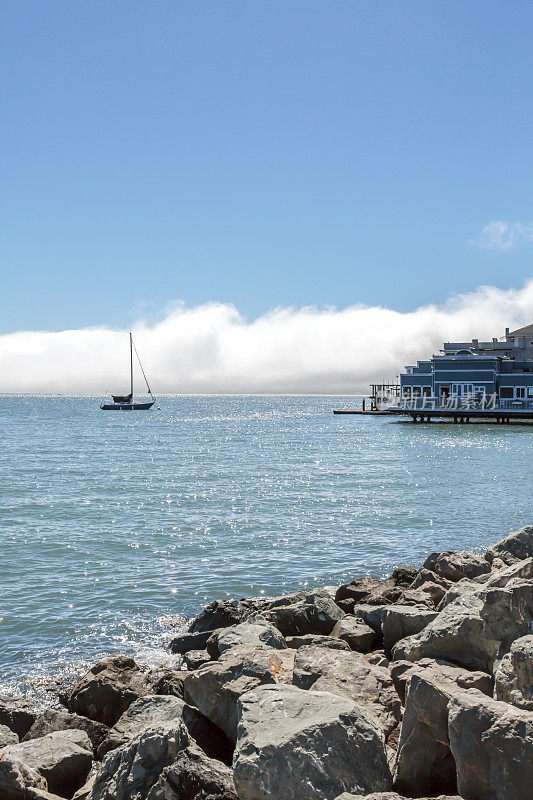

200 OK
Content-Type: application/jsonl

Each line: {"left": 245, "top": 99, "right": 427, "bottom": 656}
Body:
{"left": 216, "top": 619, "right": 287, "bottom": 656}
{"left": 330, "top": 616, "right": 379, "bottom": 652}
{"left": 285, "top": 634, "right": 350, "bottom": 650}
{"left": 233, "top": 684, "right": 392, "bottom": 800}
{"left": 333, "top": 794, "right": 462, "bottom": 800}
{"left": 64, "top": 655, "right": 152, "bottom": 727}
{"left": 394, "top": 670, "right": 470, "bottom": 797}
{"left": 2, "top": 729, "right": 93, "bottom": 797}
{"left": 169, "top": 630, "right": 213, "bottom": 655}
{"left": 183, "top": 650, "right": 211, "bottom": 670}
{"left": 422, "top": 550, "right": 490, "bottom": 582}
{"left": 148, "top": 667, "right": 185, "bottom": 698}
{"left": 97, "top": 695, "right": 188, "bottom": 758}
{"left": 0, "top": 722, "right": 19, "bottom": 746}
{"left": 0, "top": 693, "right": 38, "bottom": 738}
{"left": 479, "top": 580, "right": 533, "bottom": 650}
{"left": 483, "top": 556, "right": 533, "bottom": 587}
{"left": 448, "top": 691, "right": 533, "bottom": 800}
{"left": 390, "top": 658, "right": 492, "bottom": 704}
{"left": 183, "top": 646, "right": 295, "bottom": 742}
{"left": 97, "top": 694, "right": 232, "bottom": 764}
{"left": 188, "top": 598, "right": 268, "bottom": 634}
{"left": 494, "top": 634, "right": 533, "bottom": 710}
{"left": 333, "top": 794, "right": 462, "bottom": 799}
{"left": 292, "top": 646, "right": 401, "bottom": 744}
{"left": 262, "top": 590, "right": 344, "bottom": 636}
{"left": 381, "top": 606, "right": 437, "bottom": 653}
{"left": 485, "top": 524, "right": 533, "bottom": 566}
{"left": 23, "top": 709, "right": 109, "bottom": 755}
{"left": 335, "top": 577, "right": 402, "bottom": 608}
{"left": 0, "top": 753, "right": 49, "bottom": 799}
{"left": 350, "top": 605, "right": 390, "bottom": 633}
{"left": 392, "top": 593, "right": 499, "bottom": 672}
{"left": 145, "top": 743, "right": 238, "bottom": 799}
{"left": 88, "top": 721, "right": 189, "bottom": 800}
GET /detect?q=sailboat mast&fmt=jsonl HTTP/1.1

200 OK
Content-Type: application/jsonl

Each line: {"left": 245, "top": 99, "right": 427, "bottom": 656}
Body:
{"left": 130, "top": 332, "right": 133, "bottom": 399}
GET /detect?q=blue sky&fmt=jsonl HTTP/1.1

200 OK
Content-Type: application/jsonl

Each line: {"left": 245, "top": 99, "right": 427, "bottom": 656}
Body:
{"left": 1, "top": 0, "right": 532, "bottom": 333}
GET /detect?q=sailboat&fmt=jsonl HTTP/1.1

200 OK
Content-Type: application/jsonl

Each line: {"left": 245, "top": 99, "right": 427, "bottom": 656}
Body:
{"left": 100, "top": 333, "right": 155, "bottom": 410}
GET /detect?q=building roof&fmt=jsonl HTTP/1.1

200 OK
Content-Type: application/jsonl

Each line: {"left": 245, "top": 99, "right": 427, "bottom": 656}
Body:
{"left": 510, "top": 322, "right": 533, "bottom": 336}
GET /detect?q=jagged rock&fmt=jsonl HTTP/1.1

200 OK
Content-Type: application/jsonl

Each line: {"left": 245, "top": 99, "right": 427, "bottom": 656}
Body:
{"left": 233, "top": 684, "right": 392, "bottom": 800}
{"left": 216, "top": 619, "right": 287, "bottom": 656}
{"left": 285, "top": 634, "right": 350, "bottom": 650}
{"left": 333, "top": 794, "right": 462, "bottom": 799}
{"left": 146, "top": 743, "right": 238, "bottom": 799}
{"left": 415, "top": 580, "right": 448, "bottom": 606}
{"left": 23, "top": 709, "right": 109, "bottom": 755}
{"left": 494, "top": 634, "right": 533, "bottom": 710}
{"left": 394, "top": 672, "right": 460, "bottom": 797}
{"left": 183, "top": 646, "right": 295, "bottom": 742}
{"left": 149, "top": 667, "right": 185, "bottom": 698}
{"left": 436, "top": 577, "right": 480, "bottom": 610}
{"left": 183, "top": 650, "right": 211, "bottom": 670}
{"left": 335, "top": 577, "right": 401, "bottom": 606}
{"left": 331, "top": 615, "right": 380, "bottom": 652}
{"left": 351, "top": 604, "right": 389, "bottom": 632}
{"left": 169, "top": 630, "right": 213, "bottom": 655}
{"left": 411, "top": 569, "right": 452, "bottom": 604}
{"left": 262, "top": 589, "right": 344, "bottom": 636}
{"left": 479, "top": 580, "right": 533, "bottom": 649}
{"left": 64, "top": 655, "right": 152, "bottom": 727}
{"left": 97, "top": 694, "right": 232, "bottom": 764}
{"left": 387, "top": 566, "right": 418, "bottom": 587}
{"left": 2, "top": 729, "right": 93, "bottom": 798}
{"left": 88, "top": 720, "right": 190, "bottom": 800}
{"left": 390, "top": 658, "right": 493, "bottom": 704}
{"left": 292, "top": 645, "right": 401, "bottom": 743}
{"left": 381, "top": 607, "right": 437, "bottom": 653}
{"left": 392, "top": 593, "right": 499, "bottom": 672}
{"left": 448, "top": 691, "right": 533, "bottom": 800}
{"left": 0, "top": 693, "right": 38, "bottom": 738}
{"left": 422, "top": 550, "right": 490, "bottom": 582}
{"left": 188, "top": 598, "right": 267, "bottom": 634}
{"left": 389, "top": 589, "right": 435, "bottom": 609}
{"left": 334, "top": 794, "right": 462, "bottom": 800}
{"left": 485, "top": 524, "right": 533, "bottom": 566}
{"left": 206, "top": 629, "right": 224, "bottom": 658}
{"left": 411, "top": 569, "right": 453, "bottom": 592}
{"left": 483, "top": 556, "right": 533, "bottom": 587}
{"left": 72, "top": 765, "right": 98, "bottom": 800}
{"left": 336, "top": 597, "right": 359, "bottom": 614}
{"left": 0, "top": 722, "right": 19, "bottom": 746}
{"left": 365, "top": 651, "right": 389, "bottom": 668}
{"left": 0, "top": 753, "right": 49, "bottom": 799}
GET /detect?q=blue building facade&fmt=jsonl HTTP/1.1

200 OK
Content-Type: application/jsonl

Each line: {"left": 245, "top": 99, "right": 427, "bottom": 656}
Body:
{"left": 398, "top": 324, "right": 533, "bottom": 410}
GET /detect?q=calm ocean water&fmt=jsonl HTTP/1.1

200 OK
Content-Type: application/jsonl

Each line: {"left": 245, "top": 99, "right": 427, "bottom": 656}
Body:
{"left": 1, "top": 395, "right": 531, "bottom": 697}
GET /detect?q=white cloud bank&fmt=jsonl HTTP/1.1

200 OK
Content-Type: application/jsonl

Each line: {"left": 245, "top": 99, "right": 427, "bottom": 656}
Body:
{"left": 1, "top": 281, "right": 532, "bottom": 394}
{"left": 471, "top": 220, "right": 533, "bottom": 251}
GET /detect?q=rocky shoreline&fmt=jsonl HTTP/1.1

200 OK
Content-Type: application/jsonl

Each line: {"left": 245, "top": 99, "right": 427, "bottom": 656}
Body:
{"left": 1, "top": 525, "right": 532, "bottom": 800}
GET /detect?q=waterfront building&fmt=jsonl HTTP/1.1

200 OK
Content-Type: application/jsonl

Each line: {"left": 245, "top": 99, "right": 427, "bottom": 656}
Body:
{"left": 398, "top": 324, "right": 533, "bottom": 411}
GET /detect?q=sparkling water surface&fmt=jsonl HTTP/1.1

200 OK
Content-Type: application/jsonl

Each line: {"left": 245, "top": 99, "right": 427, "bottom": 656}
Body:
{"left": 0, "top": 395, "right": 531, "bottom": 695}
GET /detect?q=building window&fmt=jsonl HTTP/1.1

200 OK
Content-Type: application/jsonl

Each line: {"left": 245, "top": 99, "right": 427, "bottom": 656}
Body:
{"left": 500, "top": 387, "right": 513, "bottom": 399}
{"left": 412, "top": 387, "right": 421, "bottom": 397}
{"left": 516, "top": 387, "right": 526, "bottom": 399}
{"left": 422, "top": 386, "right": 431, "bottom": 396}
{"left": 528, "top": 387, "right": 533, "bottom": 398}
{"left": 402, "top": 387, "right": 412, "bottom": 397}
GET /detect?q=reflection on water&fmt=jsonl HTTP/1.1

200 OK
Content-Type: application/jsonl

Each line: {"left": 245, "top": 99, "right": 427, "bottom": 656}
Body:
{"left": 0, "top": 394, "right": 531, "bottom": 692}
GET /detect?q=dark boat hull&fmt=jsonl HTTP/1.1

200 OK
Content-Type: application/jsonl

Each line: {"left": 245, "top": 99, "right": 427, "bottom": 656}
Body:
{"left": 100, "top": 401, "right": 155, "bottom": 411}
